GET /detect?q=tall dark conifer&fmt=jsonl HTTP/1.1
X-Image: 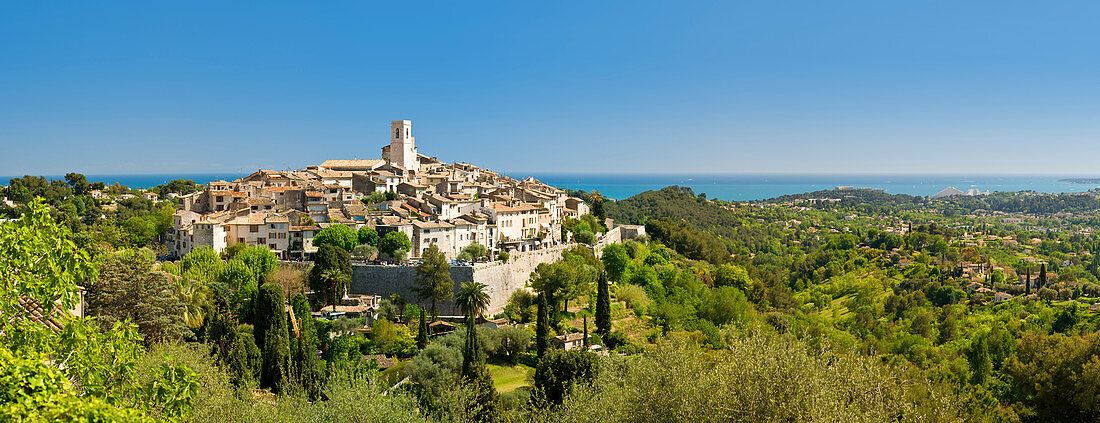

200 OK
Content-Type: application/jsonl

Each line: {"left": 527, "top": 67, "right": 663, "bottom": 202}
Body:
{"left": 462, "top": 313, "right": 480, "bottom": 378}
{"left": 1039, "top": 263, "right": 1047, "bottom": 289}
{"left": 256, "top": 282, "right": 290, "bottom": 394}
{"left": 582, "top": 315, "right": 589, "bottom": 349}
{"left": 1026, "top": 265, "right": 1032, "bottom": 295}
{"left": 596, "top": 272, "right": 611, "bottom": 338}
{"left": 417, "top": 309, "right": 428, "bottom": 350}
{"left": 536, "top": 293, "right": 549, "bottom": 359}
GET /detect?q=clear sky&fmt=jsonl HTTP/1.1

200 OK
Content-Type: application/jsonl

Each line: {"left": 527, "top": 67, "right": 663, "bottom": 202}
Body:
{"left": 3, "top": 1, "right": 1100, "bottom": 176}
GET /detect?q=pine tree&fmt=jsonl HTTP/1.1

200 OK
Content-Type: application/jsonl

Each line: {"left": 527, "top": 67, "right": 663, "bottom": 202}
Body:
{"left": 414, "top": 244, "right": 453, "bottom": 320}
{"left": 536, "top": 293, "right": 549, "bottom": 359}
{"left": 417, "top": 309, "right": 428, "bottom": 350}
{"left": 595, "top": 272, "right": 611, "bottom": 338}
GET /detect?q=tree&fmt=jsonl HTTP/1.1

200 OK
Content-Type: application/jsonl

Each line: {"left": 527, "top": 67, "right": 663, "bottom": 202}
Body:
{"left": 457, "top": 281, "right": 491, "bottom": 376}
{"left": 461, "top": 362, "right": 504, "bottom": 423}
{"left": 496, "top": 326, "right": 531, "bottom": 363}
{"left": 313, "top": 224, "right": 358, "bottom": 252}
{"left": 601, "top": 243, "right": 632, "bottom": 282}
{"left": 288, "top": 293, "right": 322, "bottom": 398}
{"left": 698, "top": 286, "right": 748, "bottom": 327}
{"left": 352, "top": 244, "right": 379, "bottom": 261}
{"left": 457, "top": 243, "right": 488, "bottom": 262}
{"left": 415, "top": 244, "right": 454, "bottom": 320}
{"left": 309, "top": 244, "right": 352, "bottom": 311}
{"left": 417, "top": 310, "right": 429, "bottom": 350}
{"left": 536, "top": 294, "right": 549, "bottom": 359}
{"left": 233, "top": 245, "right": 279, "bottom": 282}
{"left": 533, "top": 349, "right": 600, "bottom": 405}
{"left": 88, "top": 250, "right": 192, "bottom": 344}
{"left": 320, "top": 268, "right": 351, "bottom": 313}
{"left": 64, "top": 172, "right": 91, "bottom": 196}
{"left": 357, "top": 226, "right": 379, "bottom": 246}
{"left": 1026, "top": 265, "right": 1032, "bottom": 295}
{"left": 595, "top": 272, "right": 611, "bottom": 338}
{"left": 1039, "top": 262, "right": 1048, "bottom": 289}
{"left": 937, "top": 308, "right": 957, "bottom": 344}
{"left": 1003, "top": 331, "right": 1100, "bottom": 421}
{"left": 575, "top": 230, "right": 596, "bottom": 245}
{"left": 379, "top": 231, "right": 412, "bottom": 259}
{"left": 0, "top": 199, "right": 199, "bottom": 420}
{"left": 457, "top": 281, "right": 491, "bottom": 322}
{"left": 590, "top": 194, "right": 606, "bottom": 221}
{"left": 715, "top": 263, "right": 752, "bottom": 291}
{"left": 504, "top": 289, "right": 537, "bottom": 323}
{"left": 255, "top": 282, "right": 290, "bottom": 394}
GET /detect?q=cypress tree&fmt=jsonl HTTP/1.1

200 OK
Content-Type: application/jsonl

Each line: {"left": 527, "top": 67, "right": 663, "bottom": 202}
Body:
{"left": 1039, "top": 263, "right": 1047, "bottom": 289}
{"left": 257, "top": 282, "right": 290, "bottom": 394}
{"left": 289, "top": 293, "right": 322, "bottom": 400}
{"left": 1026, "top": 266, "right": 1032, "bottom": 295}
{"left": 417, "top": 309, "right": 428, "bottom": 350}
{"left": 582, "top": 315, "right": 589, "bottom": 349}
{"left": 462, "top": 313, "right": 481, "bottom": 378}
{"left": 595, "top": 272, "right": 611, "bottom": 338}
{"left": 536, "top": 293, "right": 549, "bottom": 359}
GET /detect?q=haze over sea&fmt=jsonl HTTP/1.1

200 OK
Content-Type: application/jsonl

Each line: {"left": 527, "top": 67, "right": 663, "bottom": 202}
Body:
{"left": 6, "top": 173, "right": 1100, "bottom": 202}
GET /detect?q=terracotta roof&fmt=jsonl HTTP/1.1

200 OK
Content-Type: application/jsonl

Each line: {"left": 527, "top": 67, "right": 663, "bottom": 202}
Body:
{"left": 319, "top": 159, "right": 385, "bottom": 169}
{"left": 555, "top": 332, "right": 585, "bottom": 342}
{"left": 412, "top": 220, "right": 454, "bottom": 230}
{"left": 16, "top": 296, "right": 67, "bottom": 333}
{"left": 484, "top": 202, "right": 539, "bottom": 213}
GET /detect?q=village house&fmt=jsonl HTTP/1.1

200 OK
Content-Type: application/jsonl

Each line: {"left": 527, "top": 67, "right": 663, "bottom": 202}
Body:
{"left": 551, "top": 333, "right": 586, "bottom": 351}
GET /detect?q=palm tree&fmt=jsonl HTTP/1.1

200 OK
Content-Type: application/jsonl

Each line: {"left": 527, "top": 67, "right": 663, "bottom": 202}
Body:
{"left": 456, "top": 281, "right": 490, "bottom": 321}
{"left": 320, "top": 268, "right": 350, "bottom": 312}
{"left": 176, "top": 278, "right": 211, "bottom": 329}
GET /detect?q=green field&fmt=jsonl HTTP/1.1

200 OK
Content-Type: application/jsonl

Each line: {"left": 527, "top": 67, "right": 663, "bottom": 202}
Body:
{"left": 486, "top": 359, "right": 533, "bottom": 393}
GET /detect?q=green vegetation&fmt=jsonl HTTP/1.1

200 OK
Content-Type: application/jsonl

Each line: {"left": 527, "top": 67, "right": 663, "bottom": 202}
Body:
{"left": 17, "top": 177, "right": 1100, "bottom": 422}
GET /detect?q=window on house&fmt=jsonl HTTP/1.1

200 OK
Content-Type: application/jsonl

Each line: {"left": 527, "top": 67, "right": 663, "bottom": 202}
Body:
{"left": 250, "top": 225, "right": 259, "bottom": 232}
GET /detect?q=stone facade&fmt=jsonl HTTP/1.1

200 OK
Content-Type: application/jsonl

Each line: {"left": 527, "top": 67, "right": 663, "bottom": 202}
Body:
{"left": 349, "top": 243, "right": 580, "bottom": 316}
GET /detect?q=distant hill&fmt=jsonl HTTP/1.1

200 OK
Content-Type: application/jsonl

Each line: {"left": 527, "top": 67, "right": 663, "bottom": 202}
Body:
{"left": 765, "top": 188, "right": 926, "bottom": 205}
{"left": 931, "top": 187, "right": 966, "bottom": 198}
{"left": 1059, "top": 178, "right": 1100, "bottom": 184}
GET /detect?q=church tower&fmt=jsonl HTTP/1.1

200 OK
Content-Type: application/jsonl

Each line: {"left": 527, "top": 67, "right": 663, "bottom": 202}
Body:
{"left": 388, "top": 120, "right": 419, "bottom": 172}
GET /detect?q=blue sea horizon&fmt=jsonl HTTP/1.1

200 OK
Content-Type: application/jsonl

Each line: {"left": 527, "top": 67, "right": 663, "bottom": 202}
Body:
{"left": 4, "top": 172, "right": 1100, "bottom": 202}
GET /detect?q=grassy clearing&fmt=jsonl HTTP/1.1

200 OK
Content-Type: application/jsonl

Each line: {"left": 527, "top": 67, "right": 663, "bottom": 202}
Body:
{"left": 486, "top": 359, "right": 533, "bottom": 393}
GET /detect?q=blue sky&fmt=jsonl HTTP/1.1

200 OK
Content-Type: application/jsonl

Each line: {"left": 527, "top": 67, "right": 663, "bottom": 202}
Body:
{"left": 3, "top": 1, "right": 1100, "bottom": 175}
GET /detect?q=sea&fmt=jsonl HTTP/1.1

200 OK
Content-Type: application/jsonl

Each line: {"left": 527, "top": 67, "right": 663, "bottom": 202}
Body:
{"left": 4, "top": 173, "right": 1100, "bottom": 202}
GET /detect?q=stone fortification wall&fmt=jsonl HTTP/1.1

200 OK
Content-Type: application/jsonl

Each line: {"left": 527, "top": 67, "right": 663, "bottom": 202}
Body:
{"left": 469, "top": 243, "right": 576, "bottom": 314}
{"left": 349, "top": 243, "right": 580, "bottom": 316}
{"left": 347, "top": 228, "right": 644, "bottom": 317}
{"left": 350, "top": 265, "right": 475, "bottom": 317}
{"left": 595, "top": 226, "right": 623, "bottom": 249}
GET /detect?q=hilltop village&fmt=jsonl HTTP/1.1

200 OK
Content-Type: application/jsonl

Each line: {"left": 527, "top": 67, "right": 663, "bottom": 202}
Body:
{"left": 167, "top": 120, "right": 591, "bottom": 261}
